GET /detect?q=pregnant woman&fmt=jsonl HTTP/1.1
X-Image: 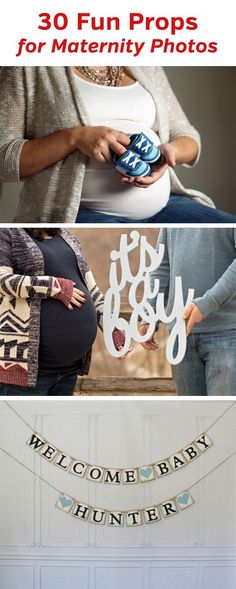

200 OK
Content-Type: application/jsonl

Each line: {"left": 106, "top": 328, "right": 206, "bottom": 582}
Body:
{"left": 0, "top": 228, "right": 123, "bottom": 396}
{"left": 0, "top": 66, "right": 235, "bottom": 223}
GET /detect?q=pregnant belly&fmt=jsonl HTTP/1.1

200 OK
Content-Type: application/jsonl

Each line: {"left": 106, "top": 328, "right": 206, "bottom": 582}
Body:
{"left": 81, "top": 120, "right": 171, "bottom": 220}
{"left": 38, "top": 295, "right": 98, "bottom": 371}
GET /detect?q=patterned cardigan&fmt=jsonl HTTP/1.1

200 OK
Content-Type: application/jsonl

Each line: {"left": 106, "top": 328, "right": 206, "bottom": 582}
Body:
{"left": 0, "top": 229, "right": 104, "bottom": 387}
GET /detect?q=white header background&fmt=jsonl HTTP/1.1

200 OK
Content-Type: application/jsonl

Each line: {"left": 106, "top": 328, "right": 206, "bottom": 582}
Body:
{"left": 0, "top": 0, "right": 235, "bottom": 65}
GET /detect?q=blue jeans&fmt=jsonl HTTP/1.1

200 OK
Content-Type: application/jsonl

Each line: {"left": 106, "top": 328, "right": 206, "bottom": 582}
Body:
{"left": 0, "top": 369, "right": 78, "bottom": 396}
{"left": 171, "top": 330, "right": 236, "bottom": 395}
{"left": 76, "top": 195, "right": 236, "bottom": 223}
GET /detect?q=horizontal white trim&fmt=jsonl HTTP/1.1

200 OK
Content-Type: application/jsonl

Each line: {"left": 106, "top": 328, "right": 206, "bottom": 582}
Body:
{"left": 1, "top": 552, "right": 236, "bottom": 562}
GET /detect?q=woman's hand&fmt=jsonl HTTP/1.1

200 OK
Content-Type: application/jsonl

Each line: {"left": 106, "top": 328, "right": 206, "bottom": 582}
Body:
{"left": 120, "top": 135, "right": 198, "bottom": 188}
{"left": 73, "top": 126, "right": 131, "bottom": 163}
{"left": 67, "top": 287, "right": 87, "bottom": 311}
{"left": 120, "top": 142, "right": 176, "bottom": 188}
{"left": 112, "top": 327, "right": 134, "bottom": 358}
{"left": 19, "top": 125, "right": 130, "bottom": 178}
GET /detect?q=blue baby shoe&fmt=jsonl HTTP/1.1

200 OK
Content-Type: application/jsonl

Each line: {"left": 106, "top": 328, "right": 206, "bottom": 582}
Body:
{"left": 112, "top": 149, "right": 151, "bottom": 177}
{"left": 129, "top": 132, "right": 162, "bottom": 165}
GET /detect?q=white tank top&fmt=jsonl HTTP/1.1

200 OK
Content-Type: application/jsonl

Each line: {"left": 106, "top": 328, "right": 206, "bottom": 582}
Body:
{"left": 74, "top": 75, "right": 170, "bottom": 219}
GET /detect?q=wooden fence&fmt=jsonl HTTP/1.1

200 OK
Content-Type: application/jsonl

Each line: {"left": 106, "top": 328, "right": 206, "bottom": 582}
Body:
{"left": 75, "top": 376, "right": 176, "bottom": 396}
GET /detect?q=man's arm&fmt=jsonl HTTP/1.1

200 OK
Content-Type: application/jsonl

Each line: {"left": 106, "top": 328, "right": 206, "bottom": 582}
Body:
{"left": 184, "top": 228, "right": 236, "bottom": 334}
{"left": 146, "top": 228, "right": 170, "bottom": 312}
{"left": 140, "top": 228, "right": 170, "bottom": 348}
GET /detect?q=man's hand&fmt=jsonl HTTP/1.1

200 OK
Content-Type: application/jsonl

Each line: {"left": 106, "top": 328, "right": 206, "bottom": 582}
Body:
{"left": 139, "top": 324, "right": 158, "bottom": 350}
{"left": 183, "top": 303, "right": 204, "bottom": 336}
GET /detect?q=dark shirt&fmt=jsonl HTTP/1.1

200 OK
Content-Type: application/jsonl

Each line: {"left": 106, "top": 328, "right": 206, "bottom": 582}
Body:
{"left": 33, "top": 235, "right": 97, "bottom": 372}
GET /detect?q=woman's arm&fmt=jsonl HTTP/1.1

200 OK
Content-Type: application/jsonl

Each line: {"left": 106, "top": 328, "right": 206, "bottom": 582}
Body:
{"left": 0, "top": 267, "right": 88, "bottom": 309}
{"left": 167, "top": 136, "right": 199, "bottom": 166}
{"left": 84, "top": 269, "right": 104, "bottom": 330}
{"left": 0, "top": 68, "right": 130, "bottom": 181}
{"left": 0, "top": 68, "right": 27, "bottom": 182}
{"left": 0, "top": 267, "right": 74, "bottom": 306}
{"left": 122, "top": 68, "right": 200, "bottom": 188}
{"left": 0, "top": 230, "right": 86, "bottom": 308}
{"left": 84, "top": 268, "right": 127, "bottom": 350}
{"left": 69, "top": 234, "right": 127, "bottom": 350}
{"left": 158, "top": 67, "right": 201, "bottom": 161}
{"left": 19, "top": 126, "right": 131, "bottom": 178}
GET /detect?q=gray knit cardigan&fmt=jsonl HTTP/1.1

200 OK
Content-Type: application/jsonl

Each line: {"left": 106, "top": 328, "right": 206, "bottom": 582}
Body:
{"left": 0, "top": 229, "right": 104, "bottom": 387}
{"left": 0, "top": 67, "right": 213, "bottom": 222}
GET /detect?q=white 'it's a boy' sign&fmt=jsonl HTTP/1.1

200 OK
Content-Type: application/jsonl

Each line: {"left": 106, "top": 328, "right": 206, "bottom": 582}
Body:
{"left": 103, "top": 230, "right": 194, "bottom": 365}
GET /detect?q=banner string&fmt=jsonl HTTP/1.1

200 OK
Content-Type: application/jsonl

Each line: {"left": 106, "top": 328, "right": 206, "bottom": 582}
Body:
{"left": 204, "top": 399, "right": 236, "bottom": 433}
{"left": 3, "top": 400, "right": 236, "bottom": 472}
{"left": 0, "top": 446, "right": 61, "bottom": 494}
{"left": 190, "top": 451, "right": 236, "bottom": 489}
{"left": 4, "top": 400, "right": 35, "bottom": 431}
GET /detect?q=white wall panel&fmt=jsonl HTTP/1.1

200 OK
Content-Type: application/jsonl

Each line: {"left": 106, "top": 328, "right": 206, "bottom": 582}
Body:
{"left": 202, "top": 566, "right": 236, "bottom": 589}
{"left": 40, "top": 565, "right": 89, "bottom": 589}
{"left": 0, "top": 565, "right": 34, "bottom": 589}
{"left": 0, "top": 454, "right": 34, "bottom": 547}
{"left": 40, "top": 413, "right": 92, "bottom": 548}
{"left": 148, "top": 566, "right": 198, "bottom": 589}
{"left": 94, "top": 565, "right": 144, "bottom": 589}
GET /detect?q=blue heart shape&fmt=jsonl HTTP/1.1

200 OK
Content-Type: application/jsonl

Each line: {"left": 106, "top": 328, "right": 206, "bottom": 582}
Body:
{"left": 139, "top": 466, "right": 153, "bottom": 479}
{"left": 60, "top": 496, "right": 73, "bottom": 509}
{"left": 177, "top": 493, "right": 190, "bottom": 505}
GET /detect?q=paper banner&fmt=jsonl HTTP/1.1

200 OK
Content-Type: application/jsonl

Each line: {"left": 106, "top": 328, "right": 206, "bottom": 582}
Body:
{"left": 55, "top": 489, "right": 195, "bottom": 526}
{"left": 26, "top": 431, "right": 213, "bottom": 485}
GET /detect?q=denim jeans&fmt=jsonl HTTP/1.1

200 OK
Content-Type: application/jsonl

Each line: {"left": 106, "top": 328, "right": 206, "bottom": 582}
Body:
{"left": 0, "top": 369, "right": 79, "bottom": 396}
{"left": 171, "top": 330, "right": 236, "bottom": 396}
{"left": 76, "top": 195, "right": 236, "bottom": 223}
